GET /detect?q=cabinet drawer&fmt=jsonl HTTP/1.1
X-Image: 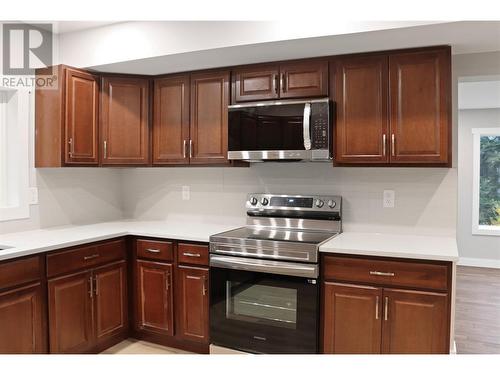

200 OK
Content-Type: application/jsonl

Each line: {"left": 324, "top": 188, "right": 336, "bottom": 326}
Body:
{"left": 323, "top": 255, "right": 449, "bottom": 291}
{"left": 0, "top": 256, "right": 41, "bottom": 291}
{"left": 136, "top": 239, "right": 174, "bottom": 262}
{"left": 177, "top": 243, "right": 209, "bottom": 267}
{"left": 47, "top": 239, "right": 126, "bottom": 278}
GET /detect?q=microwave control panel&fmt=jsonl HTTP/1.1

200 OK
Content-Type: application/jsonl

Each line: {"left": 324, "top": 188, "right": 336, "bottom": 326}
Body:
{"left": 310, "top": 101, "right": 331, "bottom": 149}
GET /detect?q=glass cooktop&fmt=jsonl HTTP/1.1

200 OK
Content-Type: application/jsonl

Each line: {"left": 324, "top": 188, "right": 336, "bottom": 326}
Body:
{"left": 213, "top": 227, "right": 337, "bottom": 245}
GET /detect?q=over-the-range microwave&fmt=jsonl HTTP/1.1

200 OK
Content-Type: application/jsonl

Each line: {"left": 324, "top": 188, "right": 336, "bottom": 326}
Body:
{"left": 227, "top": 98, "right": 333, "bottom": 162}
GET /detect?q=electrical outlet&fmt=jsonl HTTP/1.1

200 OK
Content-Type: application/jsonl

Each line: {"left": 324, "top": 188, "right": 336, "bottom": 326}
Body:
{"left": 383, "top": 190, "right": 395, "bottom": 208}
{"left": 29, "top": 187, "right": 38, "bottom": 205}
{"left": 182, "top": 185, "right": 190, "bottom": 201}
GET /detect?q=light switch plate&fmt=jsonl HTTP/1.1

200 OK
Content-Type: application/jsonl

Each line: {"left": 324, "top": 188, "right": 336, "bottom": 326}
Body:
{"left": 383, "top": 190, "right": 395, "bottom": 208}
{"left": 182, "top": 185, "right": 190, "bottom": 201}
{"left": 29, "top": 187, "right": 38, "bottom": 205}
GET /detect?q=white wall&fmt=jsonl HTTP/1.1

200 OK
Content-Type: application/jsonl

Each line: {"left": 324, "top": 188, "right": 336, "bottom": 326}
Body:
{"left": 0, "top": 169, "right": 123, "bottom": 234}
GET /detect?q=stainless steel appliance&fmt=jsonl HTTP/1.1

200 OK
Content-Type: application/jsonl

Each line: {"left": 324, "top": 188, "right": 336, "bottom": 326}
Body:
{"left": 227, "top": 98, "right": 333, "bottom": 162}
{"left": 209, "top": 193, "right": 342, "bottom": 354}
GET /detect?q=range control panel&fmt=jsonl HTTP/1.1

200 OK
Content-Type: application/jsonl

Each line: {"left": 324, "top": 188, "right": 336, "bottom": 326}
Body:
{"left": 246, "top": 193, "right": 342, "bottom": 213}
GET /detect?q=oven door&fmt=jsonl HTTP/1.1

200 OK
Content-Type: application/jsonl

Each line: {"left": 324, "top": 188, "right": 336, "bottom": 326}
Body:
{"left": 210, "top": 255, "right": 319, "bottom": 353}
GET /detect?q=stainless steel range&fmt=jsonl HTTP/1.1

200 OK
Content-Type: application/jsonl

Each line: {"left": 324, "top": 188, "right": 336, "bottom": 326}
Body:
{"left": 209, "top": 193, "right": 342, "bottom": 354}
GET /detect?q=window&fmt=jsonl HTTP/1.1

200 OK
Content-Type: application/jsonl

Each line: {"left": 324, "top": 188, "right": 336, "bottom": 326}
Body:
{"left": 472, "top": 128, "right": 500, "bottom": 235}
{"left": 0, "top": 86, "right": 31, "bottom": 221}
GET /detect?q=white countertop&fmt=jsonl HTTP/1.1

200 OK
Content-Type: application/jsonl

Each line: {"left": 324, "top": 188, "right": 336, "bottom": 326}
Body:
{"left": 319, "top": 232, "right": 459, "bottom": 262}
{"left": 0, "top": 219, "right": 241, "bottom": 261}
{"left": 0, "top": 220, "right": 458, "bottom": 263}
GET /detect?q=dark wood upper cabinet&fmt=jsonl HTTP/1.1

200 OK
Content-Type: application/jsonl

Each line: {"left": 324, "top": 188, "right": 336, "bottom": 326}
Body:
{"left": 153, "top": 75, "right": 190, "bottom": 165}
{"left": 135, "top": 260, "right": 174, "bottom": 336}
{"left": 65, "top": 68, "right": 99, "bottom": 165}
{"left": 94, "top": 261, "right": 128, "bottom": 344}
{"left": 48, "top": 270, "right": 94, "bottom": 353}
{"left": 334, "top": 56, "right": 389, "bottom": 163}
{"left": 35, "top": 65, "right": 99, "bottom": 167}
{"left": 279, "top": 60, "right": 328, "bottom": 99}
{"left": 232, "top": 65, "right": 279, "bottom": 102}
{"left": 389, "top": 48, "right": 451, "bottom": 164}
{"left": 176, "top": 265, "right": 209, "bottom": 343}
{"left": 189, "top": 70, "right": 229, "bottom": 164}
{"left": 381, "top": 288, "right": 448, "bottom": 354}
{"left": 101, "top": 76, "right": 150, "bottom": 165}
{"left": 0, "top": 283, "right": 45, "bottom": 353}
{"left": 323, "top": 282, "right": 382, "bottom": 354}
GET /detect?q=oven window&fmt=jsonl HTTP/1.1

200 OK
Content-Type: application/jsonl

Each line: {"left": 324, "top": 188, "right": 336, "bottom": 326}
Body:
{"left": 226, "top": 281, "right": 297, "bottom": 329}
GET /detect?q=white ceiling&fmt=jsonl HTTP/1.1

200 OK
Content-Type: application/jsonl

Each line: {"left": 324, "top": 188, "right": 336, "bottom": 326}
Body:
{"left": 53, "top": 21, "right": 119, "bottom": 34}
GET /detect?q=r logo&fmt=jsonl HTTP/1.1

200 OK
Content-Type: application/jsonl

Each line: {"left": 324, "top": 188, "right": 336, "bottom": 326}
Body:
{"left": 2, "top": 23, "right": 53, "bottom": 75}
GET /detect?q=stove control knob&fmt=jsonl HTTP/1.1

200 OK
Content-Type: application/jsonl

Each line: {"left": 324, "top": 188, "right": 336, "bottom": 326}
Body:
{"left": 249, "top": 196, "right": 258, "bottom": 205}
{"left": 315, "top": 199, "right": 324, "bottom": 208}
{"left": 327, "top": 200, "right": 336, "bottom": 209}
{"left": 261, "top": 197, "right": 269, "bottom": 206}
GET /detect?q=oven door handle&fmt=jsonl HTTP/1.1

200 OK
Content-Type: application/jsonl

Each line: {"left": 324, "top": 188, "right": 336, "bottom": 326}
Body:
{"left": 210, "top": 255, "right": 318, "bottom": 278}
{"left": 303, "top": 103, "right": 312, "bottom": 150}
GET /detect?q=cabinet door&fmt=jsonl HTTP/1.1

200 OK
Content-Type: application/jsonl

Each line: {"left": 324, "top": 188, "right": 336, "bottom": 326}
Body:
{"left": 190, "top": 70, "right": 229, "bottom": 164}
{"left": 101, "top": 77, "right": 150, "bottom": 165}
{"left": 335, "top": 56, "right": 389, "bottom": 163}
{"left": 94, "top": 261, "right": 128, "bottom": 344}
{"left": 322, "top": 282, "right": 382, "bottom": 354}
{"left": 48, "top": 271, "right": 93, "bottom": 353}
{"left": 65, "top": 68, "right": 99, "bottom": 165}
{"left": 279, "top": 60, "right": 328, "bottom": 99}
{"left": 153, "top": 75, "right": 190, "bottom": 164}
{"left": 389, "top": 48, "right": 450, "bottom": 164}
{"left": 381, "top": 289, "right": 448, "bottom": 354}
{"left": 0, "top": 283, "right": 45, "bottom": 353}
{"left": 176, "top": 266, "right": 209, "bottom": 343}
{"left": 135, "top": 260, "right": 174, "bottom": 336}
{"left": 233, "top": 65, "right": 279, "bottom": 102}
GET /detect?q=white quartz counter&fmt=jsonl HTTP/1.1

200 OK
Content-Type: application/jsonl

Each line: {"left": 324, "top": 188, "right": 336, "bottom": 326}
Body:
{"left": 319, "top": 232, "right": 459, "bottom": 262}
{"left": 0, "top": 219, "right": 242, "bottom": 261}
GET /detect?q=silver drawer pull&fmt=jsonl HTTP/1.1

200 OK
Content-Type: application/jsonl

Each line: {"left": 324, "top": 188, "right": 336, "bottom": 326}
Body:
{"left": 370, "top": 271, "right": 395, "bottom": 277}
{"left": 183, "top": 252, "right": 201, "bottom": 257}
{"left": 146, "top": 248, "right": 161, "bottom": 253}
{"left": 84, "top": 254, "right": 99, "bottom": 261}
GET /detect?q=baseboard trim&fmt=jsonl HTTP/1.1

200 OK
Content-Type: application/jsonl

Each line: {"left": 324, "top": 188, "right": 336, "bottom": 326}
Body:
{"left": 458, "top": 257, "right": 500, "bottom": 269}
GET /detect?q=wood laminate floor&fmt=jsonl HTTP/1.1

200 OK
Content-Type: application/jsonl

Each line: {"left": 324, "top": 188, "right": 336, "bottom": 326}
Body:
{"left": 455, "top": 266, "right": 500, "bottom": 354}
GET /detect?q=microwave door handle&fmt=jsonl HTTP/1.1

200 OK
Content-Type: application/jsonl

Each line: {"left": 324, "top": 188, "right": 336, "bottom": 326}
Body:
{"left": 303, "top": 103, "right": 312, "bottom": 150}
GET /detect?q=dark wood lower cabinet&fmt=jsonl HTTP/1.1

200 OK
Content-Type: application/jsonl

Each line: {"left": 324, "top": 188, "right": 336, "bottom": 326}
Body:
{"left": 323, "top": 282, "right": 382, "bottom": 354}
{"left": 48, "top": 271, "right": 94, "bottom": 353}
{"left": 94, "top": 261, "right": 128, "bottom": 344}
{"left": 0, "top": 283, "right": 45, "bottom": 353}
{"left": 381, "top": 288, "right": 448, "bottom": 354}
{"left": 176, "top": 266, "right": 209, "bottom": 343}
{"left": 135, "top": 260, "right": 174, "bottom": 336}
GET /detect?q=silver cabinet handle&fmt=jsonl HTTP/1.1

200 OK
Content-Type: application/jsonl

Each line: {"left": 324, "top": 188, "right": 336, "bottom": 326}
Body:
{"left": 88, "top": 276, "right": 94, "bottom": 298}
{"left": 281, "top": 73, "right": 286, "bottom": 92}
{"left": 146, "top": 248, "right": 161, "bottom": 254}
{"left": 183, "top": 252, "right": 201, "bottom": 258}
{"left": 94, "top": 276, "right": 99, "bottom": 296}
{"left": 103, "top": 140, "right": 108, "bottom": 159}
{"left": 375, "top": 296, "right": 380, "bottom": 320}
{"left": 165, "top": 272, "right": 170, "bottom": 291}
{"left": 189, "top": 139, "right": 193, "bottom": 158}
{"left": 384, "top": 297, "right": 389, "bottom": 321}
{"left": 370, "top": 271, "right": 395, "bottom": 277}
{"left": 202, "top": 276, "right": 207, "bottom": 296}
{"left": 68, "top": 138, "right": 74, "bottom": 157}
{"left": 84, "top": 254, "right": 99, "bottom": 261}
{"left": 382, "top": 134, "right": 386, "bottom": 157}
{"left": 183, "top": 140, "right": 187, "bottom": 159}
{"left": 273, "top": 74, "right": 278, "bottom": 94}
{"left": 391, "top": 134, "right": 395, "bottom": 157}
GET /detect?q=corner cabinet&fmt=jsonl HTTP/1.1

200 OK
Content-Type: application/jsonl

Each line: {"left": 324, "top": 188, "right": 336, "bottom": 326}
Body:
{"left": 334, "top": 46, "right": 451, "bottom": 166}
{"left": 321, "top": 254, "right": 451, "bottom": 354}
{"left": 100, "top": 76, "right": 151, "bottom": 165}
{"left": 189, "top": 70, "right": 230, "bottom": 165}
{"left": 35, "top": 65, "right": 99, "bottom": 167}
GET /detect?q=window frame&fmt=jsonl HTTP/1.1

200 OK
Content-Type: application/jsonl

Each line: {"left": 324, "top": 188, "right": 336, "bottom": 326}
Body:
{"left": 471, "top": 127, "right": 500, "bottom": 236}
{"left": 0, "top": 86, "right": 32, "bottom": 222}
